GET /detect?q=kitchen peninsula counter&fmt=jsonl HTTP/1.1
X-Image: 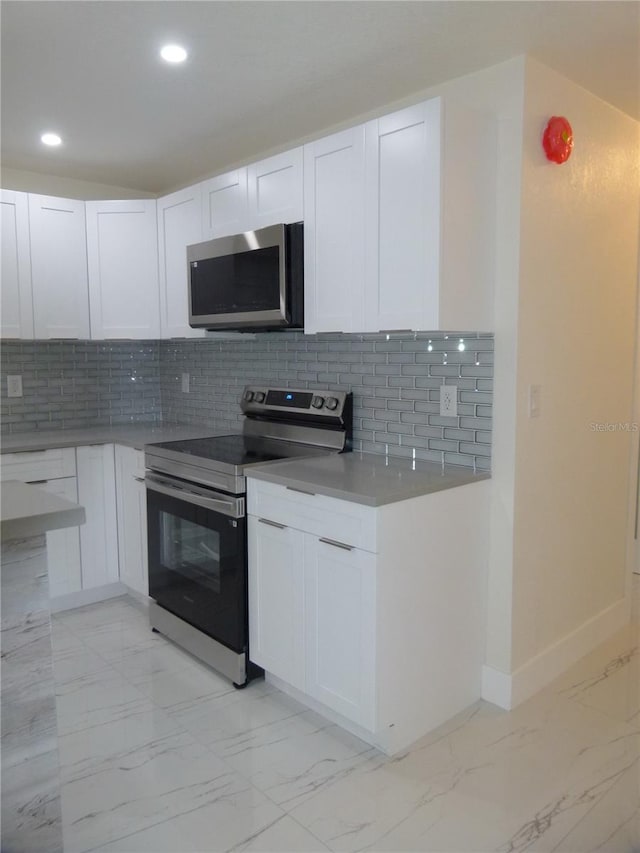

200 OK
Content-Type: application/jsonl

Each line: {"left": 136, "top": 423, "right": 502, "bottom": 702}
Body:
{"left": 248, "top": 450, "right": 490, "bottom": 506}
{"left": 1, "top": 479, "right": 86, "bottom": 540}
{"left": 1, "top": 481, "right": 85, "bottom": 853}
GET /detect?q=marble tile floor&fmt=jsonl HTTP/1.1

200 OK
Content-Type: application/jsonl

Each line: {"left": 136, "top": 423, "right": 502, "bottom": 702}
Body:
{"left": 50, "top": 579, "right": 640, "bottom": 853}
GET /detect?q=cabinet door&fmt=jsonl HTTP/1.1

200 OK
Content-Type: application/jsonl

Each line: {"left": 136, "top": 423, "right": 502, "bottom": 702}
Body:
{"left": 157, "top": 185, "right": 205, "bottom": 339}
{"left": 0, "top": 190, "right": 33, "bottom": 339}
{"left": 201, "top": 169, "right": 249, "bottom": 239}
{"left": 305, "top": 535, "right": 376, "bottom": 730}
{"left": 76, "top": 444, "right": 119, "bottom": 589}
{"left": 364, "top": 99, "right": 441, "bottom": 332}
{"left": 247, "top": 148, "right": 303, "bottom": 229}
{"left": 248, "top": 516, "right": 305, "bottom": 689}
{"left": 114, "top": 445, "right": 148, "bottom": 596}
{"left": 39, "top": 477, "right": 82, "bottom": 598}
{"left": 29, "top": 194, "right": 90, "bottom": 339}
{"left": 303, "top": 127, "right": 367, "bottom": 332}
{"left": 86, "top": 199, "right": 160, "bottom": 338}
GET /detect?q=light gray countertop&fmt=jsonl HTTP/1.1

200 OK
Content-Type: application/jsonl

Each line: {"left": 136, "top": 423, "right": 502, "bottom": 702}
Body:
{"left": 2, "top": 428, "right": 491, "bottom": 507}
{"left": 1, "top": 480, "right": 86, "bottom": 541}
{"left": 247, "top": 451, "right": 490, "bottom": 507}
{"left": 1, "top": 424, "right": 221, "bottom": 454}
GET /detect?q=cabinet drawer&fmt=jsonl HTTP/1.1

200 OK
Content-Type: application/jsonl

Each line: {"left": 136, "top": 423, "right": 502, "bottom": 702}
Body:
{"left": 1, "top": 447, "right": 77, "bottom": 482}
{"left": 247, "top": 478, "right": 377, "bottom": 552}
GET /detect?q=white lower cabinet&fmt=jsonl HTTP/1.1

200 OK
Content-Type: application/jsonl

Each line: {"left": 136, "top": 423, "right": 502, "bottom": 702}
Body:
{"left": 38, "top": 477, "right": 82, "bottom": 598}
{"left": 1, "top": 443, "right": 150, "bottom": 606}
{"left": 248, "top": 519, "right": 305, "bottom": 689}
{"left": 248, "top": 481, "right": 377, "bottom": 731}
{"left": 304, "top": 536, "right": 376, "bottom": 730}
{"left": 114, "top": 445, "right": 148, "bottom": 596}
{"left": 76, "top": 444, "right": 119, "bottom": 590}
{"left": 0, "top": 446, "right": 117, "bottom": 601}
{"left": 0, "top": 448, "right": 81, "bottom": 598}
{"left": 248, "top": 476, "right": 490, "bottom": 755}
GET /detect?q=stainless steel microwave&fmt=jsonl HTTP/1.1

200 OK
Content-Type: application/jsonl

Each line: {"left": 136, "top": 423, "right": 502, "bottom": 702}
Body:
{"left": 187, "top": 222, "right": 304, "bottom": 331}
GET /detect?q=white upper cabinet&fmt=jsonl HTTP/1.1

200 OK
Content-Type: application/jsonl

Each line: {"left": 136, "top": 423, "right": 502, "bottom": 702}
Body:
{"left": 303, "top": 126, "right": 367, "bottom": 333}
{"left": 86, "top": 199, "right": 160, "bottom": 339}
{"left": 437, "top": 101, "right": 495, "bottom": 332}
{"left": 303, "top": 95, "right": 495, "bottom": 334}
{"left": 364, "top": 100, "right": 441, "bottom": 332}
{"left": 247, "top": 148, "right": 304, "bottom": 228}
{"left": 0, "top": 190, "right": 33, "bottom": 339}
{"left": 29, "top": 194, "right": 90, "bottom": 339}
{"left": 201, "top": 169, "right": 249, "bottom": 239}
{"left": 157, "top": 184, "right": 205, "bottom": 339}
{"left": 201, "top": 151, "right": 304, "bottom": 241}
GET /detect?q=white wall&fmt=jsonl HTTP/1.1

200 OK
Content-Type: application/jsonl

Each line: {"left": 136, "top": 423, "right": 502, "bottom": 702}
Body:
{"left": 506, "top": 58, "right": 640, "bottom": 695}
{"left": 436, "top": 60, "right": 526, "bottom": 677}
{"left": 0, "top": 168, "right": 155, "bottom": 200}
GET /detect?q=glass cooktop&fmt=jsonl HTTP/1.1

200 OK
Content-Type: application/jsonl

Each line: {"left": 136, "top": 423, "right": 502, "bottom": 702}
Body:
{"left": 149, "top": 434, "right": 317, "bottom": 469}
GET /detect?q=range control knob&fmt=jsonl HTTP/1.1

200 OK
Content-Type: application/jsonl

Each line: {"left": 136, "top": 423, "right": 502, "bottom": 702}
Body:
{"left": 311, "top": 395, "right": 325, "bottom": 409}
{"left": 324, "top": 396, "right": 339, "bottom": 411}
{"left": 244, "top": 390, "right": 254, "bottom": 402}
{"left": 254, "top": 391, "right": 265, "bottom": 403}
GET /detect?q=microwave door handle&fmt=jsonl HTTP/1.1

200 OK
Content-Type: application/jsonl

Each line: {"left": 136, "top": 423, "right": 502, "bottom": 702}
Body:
{"left": 145, "top": 474, "right": 244, "bottom": 519}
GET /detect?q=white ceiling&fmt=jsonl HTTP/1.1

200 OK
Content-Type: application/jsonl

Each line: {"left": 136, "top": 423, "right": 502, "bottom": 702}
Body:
{"left": 2, "top": 1, "right": 638, "bottom": 195}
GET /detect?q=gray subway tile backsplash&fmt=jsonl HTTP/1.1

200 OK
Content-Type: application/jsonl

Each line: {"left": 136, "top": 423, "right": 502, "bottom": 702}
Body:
{"left": 158, "top": 331, "right": 493, "bottom": 469}
{"left": 1, "top": 340, "right": 162, "bottom": 432}
{"left": 1, "top": 330, "right": 493, "bottom": 470}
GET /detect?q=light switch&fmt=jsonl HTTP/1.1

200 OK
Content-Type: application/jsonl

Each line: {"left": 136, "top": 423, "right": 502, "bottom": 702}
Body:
{"left": 528, "top": 384, "right": 541, "bottom": 418}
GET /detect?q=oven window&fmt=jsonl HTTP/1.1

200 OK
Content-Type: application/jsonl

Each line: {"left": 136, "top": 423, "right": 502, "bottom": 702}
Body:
{"left": 147, "top": 485, "right": 247, "bottom": 653}
{"left": 160, "top": 512, "right": 221, "bottom": 594}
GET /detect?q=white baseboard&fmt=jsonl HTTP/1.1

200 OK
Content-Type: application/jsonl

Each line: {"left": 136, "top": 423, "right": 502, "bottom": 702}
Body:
{"left": 481, "top": 664, "right": 512, "bottom": 710}
{"left": 50, "top": 582, "right": 127, "bottom": 613}
{"left": 482, "top": 594, "right": 630, "bottom": 710}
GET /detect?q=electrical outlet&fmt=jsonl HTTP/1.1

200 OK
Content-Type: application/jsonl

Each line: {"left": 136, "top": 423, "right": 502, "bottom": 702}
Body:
{"left": 7, "top": 375, "right": 23, "bottom": 398}
{"left": 181, "top": 373, "right": 190, "bottom": 393}
{"left": 439, "top": 384, "right": 457, "bottom": 417}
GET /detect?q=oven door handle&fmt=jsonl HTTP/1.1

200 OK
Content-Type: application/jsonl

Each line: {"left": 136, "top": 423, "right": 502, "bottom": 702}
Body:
{"left": 145, "top": 474, "right": 245, "bottom": 519}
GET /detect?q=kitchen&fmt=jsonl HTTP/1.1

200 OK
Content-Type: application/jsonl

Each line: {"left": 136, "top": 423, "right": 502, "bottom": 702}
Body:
{"left": 1, "top": 2, "right": 639, "bottom": 851}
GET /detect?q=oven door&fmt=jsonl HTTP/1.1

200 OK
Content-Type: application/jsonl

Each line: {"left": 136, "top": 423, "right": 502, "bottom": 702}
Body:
{"left": 145, "top": 472, "right": 247, "bottom": 653}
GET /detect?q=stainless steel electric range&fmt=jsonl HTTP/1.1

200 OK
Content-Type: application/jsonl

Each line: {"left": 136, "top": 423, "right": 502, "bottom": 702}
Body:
{"left": 145, "top": 386, "right": 352, "bottom": 687}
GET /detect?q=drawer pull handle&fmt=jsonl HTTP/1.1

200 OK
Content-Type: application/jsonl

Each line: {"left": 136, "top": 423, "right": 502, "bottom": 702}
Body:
{"left": 319, "top": 537, "right": 354, "bottom": 552}
{"left": 286, "top": 486, "right": 316, "bottom": 496}
{"left": 29, "top": 479, "right": 48, "bottom": 485}
{"left": 258, "top": 518, "right": 287, "bottom": 530}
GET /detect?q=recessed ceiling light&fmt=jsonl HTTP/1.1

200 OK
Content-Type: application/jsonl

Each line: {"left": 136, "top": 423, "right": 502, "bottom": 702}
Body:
{"left": 41, "top": 132, "right": 62, "bottom": 147}
{"left": 160, "top": 44, "right": 187, "bottom": 64}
